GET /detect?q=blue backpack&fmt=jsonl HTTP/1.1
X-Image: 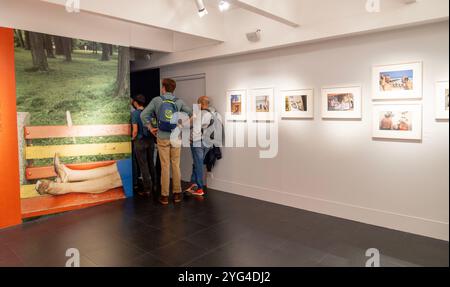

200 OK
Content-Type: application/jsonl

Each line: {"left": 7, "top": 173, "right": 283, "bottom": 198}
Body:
{"left": 158, "top": 95, "right": 179, "bottom": 132}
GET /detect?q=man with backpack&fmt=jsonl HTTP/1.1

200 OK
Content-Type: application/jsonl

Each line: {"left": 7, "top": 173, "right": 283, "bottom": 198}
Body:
{"left": 185, "top": 96, "right": 223, "bottom": 197}
{"left": 141, "top": 79, "right": 193, "bottom": 205}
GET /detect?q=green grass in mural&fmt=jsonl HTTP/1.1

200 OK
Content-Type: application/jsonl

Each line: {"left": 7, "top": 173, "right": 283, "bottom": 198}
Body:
{"left": 15, "top": 48, "right": 131, "bottom": 166}
{"left": 15, "top": 48, "right": 130, "bottom": 125}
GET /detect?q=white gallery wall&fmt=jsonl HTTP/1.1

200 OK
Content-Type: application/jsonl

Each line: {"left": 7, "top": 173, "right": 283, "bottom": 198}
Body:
{"left": 158, "top": 22, "right": 449, "bottom": 241}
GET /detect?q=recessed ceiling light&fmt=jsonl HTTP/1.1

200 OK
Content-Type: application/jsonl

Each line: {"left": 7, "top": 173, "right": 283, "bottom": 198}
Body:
{"left": 219, "top": 0, "right": 231, "bottom": 12}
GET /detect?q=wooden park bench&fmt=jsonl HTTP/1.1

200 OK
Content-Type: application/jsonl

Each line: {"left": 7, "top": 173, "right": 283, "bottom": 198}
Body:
{"left": 20, "top": 123, "right": 132, "bottom": 219}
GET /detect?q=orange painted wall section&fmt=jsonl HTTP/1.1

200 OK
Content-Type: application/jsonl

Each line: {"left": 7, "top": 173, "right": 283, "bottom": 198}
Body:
{"left": 0, "top": 28, "right": 22, "bottom": 229}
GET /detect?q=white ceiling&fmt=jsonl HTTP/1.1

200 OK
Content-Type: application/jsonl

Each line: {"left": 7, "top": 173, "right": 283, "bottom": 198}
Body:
{"left": 1, "top": 0, "right": 448, "bottom": 66}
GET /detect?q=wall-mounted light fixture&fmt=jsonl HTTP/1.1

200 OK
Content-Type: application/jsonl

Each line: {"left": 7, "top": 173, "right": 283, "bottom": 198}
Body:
{"left": 195, "top": 0, "right": 208, "bottom": 17}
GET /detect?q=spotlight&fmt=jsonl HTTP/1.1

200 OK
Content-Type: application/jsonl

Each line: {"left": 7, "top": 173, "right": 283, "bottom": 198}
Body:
{"left": 219, "top": 0, "right": 230, "bottom": 12}
{"left": 195, "top": 0, "right": 208, "bottom": 17}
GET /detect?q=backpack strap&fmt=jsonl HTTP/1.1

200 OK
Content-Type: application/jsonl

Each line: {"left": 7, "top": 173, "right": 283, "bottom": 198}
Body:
{"left": 160, "top": 95, "right": 180, "bottom": 111}
{"left": 208, "top": 111, "right": 216, "bottom": 128}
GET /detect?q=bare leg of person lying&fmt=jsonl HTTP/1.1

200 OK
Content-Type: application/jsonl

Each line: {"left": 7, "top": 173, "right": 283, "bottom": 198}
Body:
{"left": 54, "top": 154, "right": 117, "bottom": 183}
{"left": 36, "top": 173, "right": 123, "bottom": 195}
{"left": 34, "top": 154, "right": 124, "bottom": 195}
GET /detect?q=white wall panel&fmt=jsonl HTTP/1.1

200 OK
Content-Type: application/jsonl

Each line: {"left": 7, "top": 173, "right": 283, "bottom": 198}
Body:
{"left": 161, "top": 22, "right": 449, "bottom": 240}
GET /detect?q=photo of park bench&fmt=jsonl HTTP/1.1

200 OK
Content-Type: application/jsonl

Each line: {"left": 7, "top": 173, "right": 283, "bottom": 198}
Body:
{"left": 13, "top": 30, "right": 132, "bottom": 218}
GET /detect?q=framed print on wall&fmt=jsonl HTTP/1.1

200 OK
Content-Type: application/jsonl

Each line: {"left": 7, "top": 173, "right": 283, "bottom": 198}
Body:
{"left": 226, "top": 90, "right": 247, "bottom": 121}
{"left": 372, "top": 103, "right": 422, "bottom": 140}
{"left": 280, "top": 89, "right": 314, "bottom": 119}
{"left": 372, "top": 62, "right": 422, "bottom": 100}
{"left": 321, "top": 85, "right": 362, "bottom": 119}
{"left": 249, "top": 88, "right": 275, "bottom": 121}
{"left": 435, "top": 81, "right": 449, "bottom": 120}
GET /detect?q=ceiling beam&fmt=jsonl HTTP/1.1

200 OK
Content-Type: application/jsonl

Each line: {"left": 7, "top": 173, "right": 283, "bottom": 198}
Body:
{"left": 40, "top": 0, "right": 226, "bottom": 42}
{"left": 231, "top": 0, "right": 300, "bottom": 28}
{"left": 0, "top": 0, "right": 174, "bottom": 52}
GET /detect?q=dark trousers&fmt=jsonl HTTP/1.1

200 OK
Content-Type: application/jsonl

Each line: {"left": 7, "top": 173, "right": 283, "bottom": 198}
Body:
{"left": 134, "top": 137, "right": 157, "bottom": 194}
{"left": 132, "top": 144, "right": 140, "bottom": 188}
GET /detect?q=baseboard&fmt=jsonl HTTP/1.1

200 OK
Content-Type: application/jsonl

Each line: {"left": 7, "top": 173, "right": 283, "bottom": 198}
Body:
{"left": 209, "top": 177, "right": 449, "bottom": 241}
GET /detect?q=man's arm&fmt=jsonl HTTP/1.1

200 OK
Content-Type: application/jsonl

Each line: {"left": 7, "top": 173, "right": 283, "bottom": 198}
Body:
{"left": 176, "top": 100, "right": 193, "bottom": 128}
{"left": 132, "top": 124, "right": 138, "bottom": 140}
{"left": 180, "top": 100, "right": 193, "bottom": 117}
{"left": 140, "top": 100, "right": 156, "bottom": 126}
{"left": 131, "top": 111, "right": 139, "bottom": 140}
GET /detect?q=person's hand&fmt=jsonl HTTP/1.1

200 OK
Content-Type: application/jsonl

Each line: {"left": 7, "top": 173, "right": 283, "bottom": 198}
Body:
{"left": 151, "top": 128, "right": 158, "bottom": 137}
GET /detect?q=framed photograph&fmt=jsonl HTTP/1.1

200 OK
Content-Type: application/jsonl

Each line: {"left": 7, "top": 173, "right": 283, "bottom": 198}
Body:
{"left": 226, "top": 90, "right": 247, "bottom": 121}
{"left": 321, "top": 85, "right": 362, "bottom": 119}
{"left": 372, "top": 62, "right": 422, "bottom": 100}
{"left": 249, "top": 88, "right": 275, "bottom": 121}
{"left": 435, "top": 81, "right": 449, "bottom": 120}
{"left": 280, "top": 89, "right": 314, "bottom": 119}
{"left": 372, "top": 103, "right": 422, "bottom": 140}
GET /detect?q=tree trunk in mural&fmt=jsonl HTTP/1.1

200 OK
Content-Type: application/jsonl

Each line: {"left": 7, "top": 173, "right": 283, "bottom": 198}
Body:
{"left": 44, "top": 34, "right": 55, "bottom": 58}
{"left": 24, "top": 31, "right": 31, "bottom": 50}
{"left": 101, "top": 43, "right": 110, "bottom": 61}
{"left": 54, "top": 36, "right": 64, "bottom": 55}
{"left": 28, "top": 32, "right": 49, "bottom": 72}
{"left": 114, "top": 46, "right": 130, "bottom": 97}
{"left": 92, "top": 42, "right": 98, "bottom": 54}
{"left": 62, "top": 37, "right": 72, "bottom": 62}
{"left": 15, "top": 30, "right": 25, "bottom": 48}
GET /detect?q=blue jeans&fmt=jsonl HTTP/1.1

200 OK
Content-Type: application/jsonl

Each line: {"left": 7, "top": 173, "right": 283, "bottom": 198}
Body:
{"left": 190, "top": 142, "right": 210, "bottom": 189}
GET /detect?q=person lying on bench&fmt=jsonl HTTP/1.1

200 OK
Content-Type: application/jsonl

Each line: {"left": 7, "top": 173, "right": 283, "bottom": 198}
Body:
{"left": 35, "top": 154, "right": 132, "bottom": 196}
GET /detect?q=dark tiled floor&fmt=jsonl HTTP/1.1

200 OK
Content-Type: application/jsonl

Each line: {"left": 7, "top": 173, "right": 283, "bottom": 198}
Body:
{"left": 0, "top": 189, "right": 448, "bottom": 267}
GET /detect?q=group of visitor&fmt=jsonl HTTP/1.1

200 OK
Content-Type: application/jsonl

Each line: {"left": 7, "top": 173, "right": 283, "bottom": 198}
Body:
{"left": 131, "top": 78, "right": 223, "bottom": 205}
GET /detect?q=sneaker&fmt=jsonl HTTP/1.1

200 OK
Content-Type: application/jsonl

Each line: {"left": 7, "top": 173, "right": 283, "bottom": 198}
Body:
{"left": 159, "top": 196, "right": 169, "bottom": 205}
{"left": 185, "top": 183, "right": 198, "bottom": 193}
{"left": 173, "top": 193, "right": 183, "bottom": 203}
{"left": 190, "top": 189, "right": 205, "bottom": 197}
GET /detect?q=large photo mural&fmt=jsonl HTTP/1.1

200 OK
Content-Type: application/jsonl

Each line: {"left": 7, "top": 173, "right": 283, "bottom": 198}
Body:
{"left": 13, "top": 29, "right": 132, "bottom": 218}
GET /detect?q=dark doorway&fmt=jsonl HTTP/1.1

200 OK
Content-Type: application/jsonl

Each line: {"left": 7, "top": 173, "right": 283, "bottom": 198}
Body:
{"left": 130, "top": 68, "right": 161, "bottom": 198}
{"left": 130, "top": 68, "right": 160, "bottom": 104}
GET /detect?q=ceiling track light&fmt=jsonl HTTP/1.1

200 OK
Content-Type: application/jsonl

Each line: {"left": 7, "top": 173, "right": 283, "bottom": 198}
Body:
{"left": 195, "top": 0, "right": 208, "bottom": 17}
{"left": 219, "top": 0, "right": 231, "bottom": 12}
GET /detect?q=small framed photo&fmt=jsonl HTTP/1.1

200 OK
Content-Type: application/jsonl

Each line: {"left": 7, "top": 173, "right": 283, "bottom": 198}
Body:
{"left": 249, "top": 88, "right": 275, "bottom": 121}
{"left": 372, "top": 103, "right": 422, "bottom": 140}
{"left": 321, "top": 85, "right": 362, "bottom": 119}
{"left": 280, "top": 89, "right": 314, "bottom": 119}
{"left": 435, "top": 81, "right": 449, "bottom": 120}
{"left": 226, "top": 90, "right": 247, "bottom": 121}
{"left": 372, "top": 62, "right": 422, "bottom": 100}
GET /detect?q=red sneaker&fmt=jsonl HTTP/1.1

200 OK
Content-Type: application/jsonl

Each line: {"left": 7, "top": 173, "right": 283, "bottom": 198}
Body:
{"left": 185, "top": 183, "right": 198, "bottom": 193}
{"left": 190, "top": 189, "right": 205, "bottom": 196}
